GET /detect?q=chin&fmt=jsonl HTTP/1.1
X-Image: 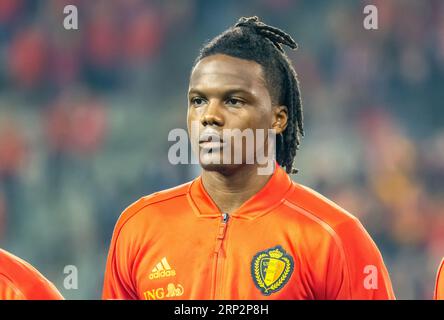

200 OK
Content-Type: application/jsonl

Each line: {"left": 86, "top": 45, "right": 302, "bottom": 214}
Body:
{"left": 199, "top": 156, "right": 240, "bottom": 176}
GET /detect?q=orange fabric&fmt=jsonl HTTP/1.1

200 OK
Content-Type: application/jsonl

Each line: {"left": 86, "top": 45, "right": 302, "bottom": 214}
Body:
{"left": 103, "top": 165, "right": 395, "bottom": 300}
{"left": 435, "top": 259, "right": 444, "bottom": 300}
{"left": 0, "top": 249, "right": 64, "bottom": 300}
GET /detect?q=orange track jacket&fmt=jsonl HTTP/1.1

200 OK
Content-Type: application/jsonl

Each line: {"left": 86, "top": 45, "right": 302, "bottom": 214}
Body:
{"left": 103, "top": 165, "right": 395, "bottom": 300}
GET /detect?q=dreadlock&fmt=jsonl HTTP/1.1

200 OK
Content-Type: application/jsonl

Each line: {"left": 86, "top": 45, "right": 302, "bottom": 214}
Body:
{"left": 193, "top": 16, "right": 304, "bottom": 174}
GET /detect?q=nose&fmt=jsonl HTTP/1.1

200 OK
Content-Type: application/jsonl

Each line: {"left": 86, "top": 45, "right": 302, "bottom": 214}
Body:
{"left": 200, "top": 100, "right": 224, "bottom": 127}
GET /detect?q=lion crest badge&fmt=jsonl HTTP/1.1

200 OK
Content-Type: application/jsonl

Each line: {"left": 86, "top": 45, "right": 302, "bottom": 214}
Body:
{"left": 251, "top": 245, "right": 294, "bottom": 296}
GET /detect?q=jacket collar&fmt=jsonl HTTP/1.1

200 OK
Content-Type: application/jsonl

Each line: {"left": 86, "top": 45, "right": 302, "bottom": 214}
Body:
{"left": 186, "top": 163, "right": 294, "bottom": 220}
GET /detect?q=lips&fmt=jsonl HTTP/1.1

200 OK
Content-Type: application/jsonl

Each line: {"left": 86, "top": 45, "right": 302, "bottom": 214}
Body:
{"left": 199, "top": 130, "right": 225, "bottom": 149}
{"left": 199, "top": 133, "right": 223, "bottom": 143}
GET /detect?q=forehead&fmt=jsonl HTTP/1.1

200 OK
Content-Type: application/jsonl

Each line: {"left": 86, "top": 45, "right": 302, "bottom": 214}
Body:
{"left": 189, "top": 54, "right": 267, "bottom": 92}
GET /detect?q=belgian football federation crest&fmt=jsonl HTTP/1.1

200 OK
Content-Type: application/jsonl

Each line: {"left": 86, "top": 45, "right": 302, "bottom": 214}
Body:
{"left": 251, "top": 245, "right": 294, "bottom": 296}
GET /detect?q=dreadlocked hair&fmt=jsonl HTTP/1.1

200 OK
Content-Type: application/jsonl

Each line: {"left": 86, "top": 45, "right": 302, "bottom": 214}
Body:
{"left": 193, "top": 16, "right": 304, "bottom": 174}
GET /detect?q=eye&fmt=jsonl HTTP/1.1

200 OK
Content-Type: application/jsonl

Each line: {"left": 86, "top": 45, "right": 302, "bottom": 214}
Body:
{"left": 190, "top": 97, "right": 206, "bottom": 107}
{"left": 225, "top": 98, "right": 245, "bottom": 107}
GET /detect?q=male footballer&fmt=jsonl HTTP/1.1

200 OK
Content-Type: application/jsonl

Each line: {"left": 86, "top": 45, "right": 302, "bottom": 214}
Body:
{"left": 103, "top": 16, "right": 395, "bottom": 300}
{"left": 0, "top": 248, "right": 63, "bottom": 300}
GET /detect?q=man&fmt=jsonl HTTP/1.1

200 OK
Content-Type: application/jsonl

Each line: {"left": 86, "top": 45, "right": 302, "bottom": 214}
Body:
{"left": 103, "top": 16, "right": 395, "bottom": 300}
{"left": 0, "top": 248, "right": 64, "bottom": 299}
{"left": 435, "top": 259, "right": 444, "bottom": 300}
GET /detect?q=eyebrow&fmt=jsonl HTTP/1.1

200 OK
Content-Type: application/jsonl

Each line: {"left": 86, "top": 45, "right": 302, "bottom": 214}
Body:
{"left": 188, "top": 87, "right": 255, "bottom": 97}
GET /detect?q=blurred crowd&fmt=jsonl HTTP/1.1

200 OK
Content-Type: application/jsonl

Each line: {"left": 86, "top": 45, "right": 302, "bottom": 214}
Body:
{"left": 0, "top": 0, "right": 443, "bottom": 299}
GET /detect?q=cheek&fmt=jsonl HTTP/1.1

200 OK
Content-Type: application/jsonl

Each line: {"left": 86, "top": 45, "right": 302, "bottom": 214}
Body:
{"left": 241, "top": 109, "right": 272, "bottom": 130}
{"left": 187, "top": 109, "right": 203, "bottom": 147}
{"left": 187, "top": 108, "right": 199, "bottom": 129}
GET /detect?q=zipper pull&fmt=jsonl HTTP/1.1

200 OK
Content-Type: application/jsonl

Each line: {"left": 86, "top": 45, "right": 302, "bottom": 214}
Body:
{"left": 217, "top": 213, "right": 229, "bottom": 240}
{"left": 214, "top": 213, "right": 229, "bottom": 254}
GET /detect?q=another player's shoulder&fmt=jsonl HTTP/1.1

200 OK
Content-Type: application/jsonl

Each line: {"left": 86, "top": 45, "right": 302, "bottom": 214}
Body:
{"left": 0, "top": 249, "right": 50, "bottom": 288}
{"left": 285, "top": 181, "right": 361, "bottom": 234}
{"left": 438, "top": 259, "right": 444, "bottom": 277}
{"left": 0, "top": 249, "right": 63, "bottom": 300}
{"left": 0, "top": 274, "right": 25, "bottom": 299}
{"left": 112, "top": 181, "right": 192, "bottom": 234}
{"left": 435, "top": 259, "right": 444, "bottom": 299}
{"left": 0, "top": 249, "right": 37, "bottom": 277}
{"left": 0, "top": 248, "right": 17, "bottom": 267}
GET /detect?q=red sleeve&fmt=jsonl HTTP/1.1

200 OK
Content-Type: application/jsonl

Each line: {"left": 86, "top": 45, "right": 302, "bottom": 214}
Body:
{"left": 326, "top": 219, "right": 395, "bottom": 300}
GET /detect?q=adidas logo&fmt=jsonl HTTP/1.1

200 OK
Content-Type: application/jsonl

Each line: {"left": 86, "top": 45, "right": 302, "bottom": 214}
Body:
{"left": 149, "top": 257, "right": 176, "bottom": 280}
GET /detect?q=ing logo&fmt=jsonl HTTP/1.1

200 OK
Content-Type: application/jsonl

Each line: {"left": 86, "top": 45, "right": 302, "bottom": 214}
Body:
{"left": 143, "top": 283, "right": 184, "bottom": 300}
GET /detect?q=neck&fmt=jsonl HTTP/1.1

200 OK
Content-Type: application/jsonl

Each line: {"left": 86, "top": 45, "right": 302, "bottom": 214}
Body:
{"left": 201, "top": 164, "right": 274, "bottom": 214}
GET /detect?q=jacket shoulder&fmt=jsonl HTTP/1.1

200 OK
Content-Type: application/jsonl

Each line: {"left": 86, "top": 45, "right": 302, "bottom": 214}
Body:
{"left": 285, "top": 182, "right": 360, "bottom": 230}
{"left": 113, "top": 181, "right": 192, "bottom": 233}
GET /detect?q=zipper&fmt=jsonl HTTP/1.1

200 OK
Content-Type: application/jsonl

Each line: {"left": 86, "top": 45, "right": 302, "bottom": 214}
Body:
{"left": 211, "top": 213, "right": 229, "bottom": 299}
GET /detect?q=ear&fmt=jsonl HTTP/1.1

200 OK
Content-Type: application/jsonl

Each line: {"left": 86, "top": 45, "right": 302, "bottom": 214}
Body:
{"left": 271, "top": 105, "right": 288, "bottom": 135}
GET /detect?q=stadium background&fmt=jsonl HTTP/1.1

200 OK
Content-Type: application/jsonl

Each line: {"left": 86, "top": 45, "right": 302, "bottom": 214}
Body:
{"left": 0, "top": 0, "right": 443, "bottom": 299}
